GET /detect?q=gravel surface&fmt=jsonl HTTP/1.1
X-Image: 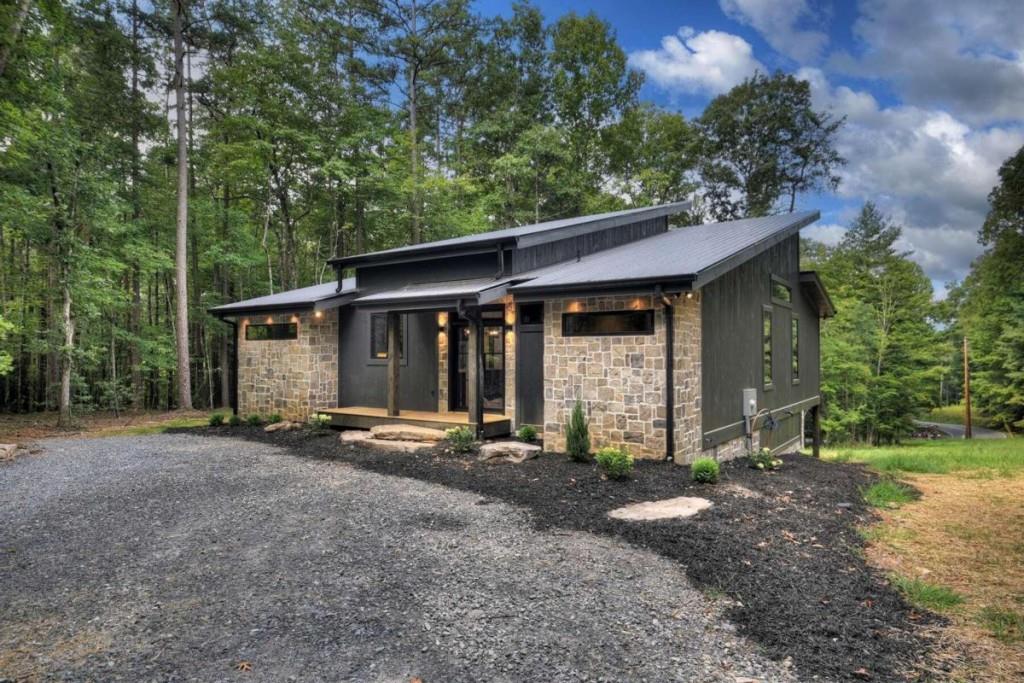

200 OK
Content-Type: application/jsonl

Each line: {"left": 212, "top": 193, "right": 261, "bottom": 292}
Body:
{"left": 0, "top": 434, "right": 797, "bottom": 682}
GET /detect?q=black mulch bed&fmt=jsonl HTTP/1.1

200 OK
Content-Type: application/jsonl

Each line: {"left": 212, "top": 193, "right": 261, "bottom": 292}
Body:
{"left": 180, "top": 426, "right": 948, "bottom": 682}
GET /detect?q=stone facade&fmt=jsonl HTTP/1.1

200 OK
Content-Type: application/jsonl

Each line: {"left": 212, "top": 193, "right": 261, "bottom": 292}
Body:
{"left": 543, "top": 295, "right": 668, "bottom": 459}
{"left": 237, "top": 310, "right": 338, "bottom": 421}
{"left": 700, "top": 432, "right": 759, "bottom": 462}
{"left": 672, "top": 294, "right": 703, "bottom": 463}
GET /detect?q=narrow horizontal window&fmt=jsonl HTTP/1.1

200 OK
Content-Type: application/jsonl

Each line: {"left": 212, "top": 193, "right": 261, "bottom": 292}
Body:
{"left": 370, "top": 313, "right": 404, "bottom": 360}
{"left": 562, "top": 310, "right": 654, "bottom": 336}
{"left": 245, "top": 323, "right": 297, "bottom": 341}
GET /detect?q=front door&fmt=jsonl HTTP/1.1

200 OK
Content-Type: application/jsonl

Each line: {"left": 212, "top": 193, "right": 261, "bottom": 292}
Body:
{"left": 450, "top": 312, "right": 505, "bottom": 412}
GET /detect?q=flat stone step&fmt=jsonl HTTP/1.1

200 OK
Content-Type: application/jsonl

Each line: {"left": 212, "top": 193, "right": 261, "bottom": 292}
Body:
{"left": 607, "top": 496, "right": 713, "bottom": 521}
{"left": 478, "top": 441, "right": 541, "bottom": 463}
{"left": 370, "top": 424, "right": 446, "bottom": 442}
{"left": 339, "top": 430, "right": 433, "bottom": 453}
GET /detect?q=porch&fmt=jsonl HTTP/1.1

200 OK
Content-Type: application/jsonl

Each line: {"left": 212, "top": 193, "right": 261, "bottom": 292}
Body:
{"left": 320, "top": 406, "right": 512, "bottom": 439}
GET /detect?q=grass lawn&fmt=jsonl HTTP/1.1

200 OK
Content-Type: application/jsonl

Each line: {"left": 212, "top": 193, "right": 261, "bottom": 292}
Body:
{"left": 824, "top": 437, "right": 1024, "bottom": 681}
{"left": 0, "top": 410, "right": 215, "bottom": 442}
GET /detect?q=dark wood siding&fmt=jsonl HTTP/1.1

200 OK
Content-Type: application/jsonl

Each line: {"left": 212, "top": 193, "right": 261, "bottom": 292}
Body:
{"left": 355, "top": 252, "right": 499, "bottom": 291}
{"left": 338, "top": 308, "right": 438, "bottom": 410}
{"left": 510, "top": 217, "right": 667, "bottom": 273}
{"left": 700, "top": 235, "right": 821, "bottom": 448}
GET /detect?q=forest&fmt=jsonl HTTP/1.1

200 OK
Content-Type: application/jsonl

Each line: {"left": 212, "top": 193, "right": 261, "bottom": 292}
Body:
{"left": 0, "top": 0, "right": 1021, "bottom": 442}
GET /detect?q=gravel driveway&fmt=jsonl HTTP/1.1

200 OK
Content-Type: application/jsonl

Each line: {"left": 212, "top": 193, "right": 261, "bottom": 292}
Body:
{"left": 0, "top": 434, "right": 796, "bottom": 682}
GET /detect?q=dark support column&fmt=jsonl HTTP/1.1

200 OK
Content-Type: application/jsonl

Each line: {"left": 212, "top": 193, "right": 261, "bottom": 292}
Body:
{"left": 466, "top": 314, "right": 483, "bottom": 438}
{"left": 811, "top": 403, "right": 821, "bottom": 458}
{"left": 386, "top": 311, "right": 400, "bottom": 417}
{"left": 662, "top": 299, "right": 675, "bottom": 462}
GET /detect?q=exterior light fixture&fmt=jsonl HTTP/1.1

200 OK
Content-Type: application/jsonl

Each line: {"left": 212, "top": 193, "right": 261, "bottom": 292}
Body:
{"left": 685, "top": 292, "right": 694, "bottom": 300}
{"left": 314, "top": 310, "right": 323, "bottom": 319}
{"left": 437, "top": 311, "right": 448, "bottom": 329}
{"left": 266, "top": 315, "right": 274, "bottom": 324}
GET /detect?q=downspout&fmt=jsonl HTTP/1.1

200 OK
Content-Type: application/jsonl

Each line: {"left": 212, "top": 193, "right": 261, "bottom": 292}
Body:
{"left": 657, "top": 286, "right": 675, "bottom": 462}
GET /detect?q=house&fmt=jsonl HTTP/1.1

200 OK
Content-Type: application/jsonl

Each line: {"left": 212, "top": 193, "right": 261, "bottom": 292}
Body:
{"left": 211, "top": 203, "right": 834, "bottom": 463}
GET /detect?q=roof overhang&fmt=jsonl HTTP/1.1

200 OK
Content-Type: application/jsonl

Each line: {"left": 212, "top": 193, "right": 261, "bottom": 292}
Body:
{"left": 799, "top": 271, "right": 836, "bottom": 318}
{"left": 510, "top": 276, "right": 695, "bottom": 299}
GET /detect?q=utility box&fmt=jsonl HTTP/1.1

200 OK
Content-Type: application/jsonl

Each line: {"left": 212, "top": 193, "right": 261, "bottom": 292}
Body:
{"left": 742, "top": 388, "right": 757, "bottom": 417}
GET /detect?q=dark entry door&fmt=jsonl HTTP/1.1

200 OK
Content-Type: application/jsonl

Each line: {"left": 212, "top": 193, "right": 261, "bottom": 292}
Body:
{"left": 515, "top": 303, "right": 544, "bottom": 427}
{"left": 450, "top": 315, "right": 505, "bottom": 411}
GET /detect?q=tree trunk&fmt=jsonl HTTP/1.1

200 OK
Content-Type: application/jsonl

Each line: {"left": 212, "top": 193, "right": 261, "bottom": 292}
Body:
{"left": 0, "top": 0, "right": 31, "bottom": 80}
{"left": 408, "top": 0, "right": 421, "bottom": 244}
{"left": 129, "top": 0, "right": 143, "bottom": 409}
{"left": 172, "top": 0, "right": 192, "bottom": 409}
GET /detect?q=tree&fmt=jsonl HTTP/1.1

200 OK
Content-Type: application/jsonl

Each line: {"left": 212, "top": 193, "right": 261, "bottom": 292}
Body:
{"left": 980, "top": 145, "right": 1024, "bottom": 245}
{"left": 698, "top": 72, "right": 844, "bottom": 220}
{"left": 172, "top": 0, "right": 193, "bottom": 409}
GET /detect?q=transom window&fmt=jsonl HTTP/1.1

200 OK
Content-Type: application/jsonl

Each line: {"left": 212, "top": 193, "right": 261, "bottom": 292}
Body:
{"left": 370, "top": 313, "right": 404, "bottom": 360}
{"left": 562, "top": 310, "right": 654, "bottom": 336}
{"left": 245, "top": 322, "right": 297, "bottom": 341}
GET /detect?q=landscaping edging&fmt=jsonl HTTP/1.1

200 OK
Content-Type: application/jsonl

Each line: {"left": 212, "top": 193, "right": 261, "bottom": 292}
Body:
{"left": 182, "top": 425, "right": 948, "bottom": 682}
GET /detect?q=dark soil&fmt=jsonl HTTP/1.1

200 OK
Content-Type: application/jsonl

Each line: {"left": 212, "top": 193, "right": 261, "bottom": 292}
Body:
{"left": 184, "top": 426, "right": 946, "bottom": 682}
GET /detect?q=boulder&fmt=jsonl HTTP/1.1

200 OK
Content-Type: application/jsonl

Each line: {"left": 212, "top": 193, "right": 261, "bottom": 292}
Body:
{"left": 607, "top": 496, "right": 713, "bottom": 521}
{"left": 340, "top": 430, "right": 372, "bottom": 443}
{"left": 370, "top": 424, "right": 446, "bottom": 442}
{"left": 478, "top": 441, "right": 541, "bottom": 463}
{"left": 0, "top": 443, "right": 17, "bottom": 460}
{"left": 361, "top": 438, "right": 433, "bottom": 453}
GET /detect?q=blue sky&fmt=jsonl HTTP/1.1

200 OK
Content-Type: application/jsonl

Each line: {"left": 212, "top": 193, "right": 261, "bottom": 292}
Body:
{"left": 478, "top": 0, "right": 1024, "bottom": 296}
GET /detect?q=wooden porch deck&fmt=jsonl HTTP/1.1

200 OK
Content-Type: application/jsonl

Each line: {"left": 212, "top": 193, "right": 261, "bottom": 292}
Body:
{"left": 320, "top": 406, "right": 512, "bottom": 438}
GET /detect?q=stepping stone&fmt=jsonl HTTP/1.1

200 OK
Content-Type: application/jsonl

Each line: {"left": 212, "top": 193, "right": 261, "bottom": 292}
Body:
{"left": 265, "top": 421, "right": 302, "bottom": 432}
{"left": 340, "top": 430, "right": 372, "bottom": 443}
{"left": 339, "top": 430, "right": 432, "bottom": 453}
{"left": 607, "top": 496, "right": 713, "bottom": 521}
{"left": 478, "top": 441, "right": 541, "bottom": 463}
{"left": 371, "top": 424, "right": 446, "bottom": 442}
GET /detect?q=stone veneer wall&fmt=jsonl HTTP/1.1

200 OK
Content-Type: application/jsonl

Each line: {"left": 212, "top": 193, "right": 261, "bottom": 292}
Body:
{"left": 672, "top": 294, "right": 703, "bottom": 464}
{"left": 700, "top": 432, "right": 760, "bottom": 462}
{"left": 237, "top": 310, "right": 338, "bottom": 421}
{"left": 543, "top": 295, "right": 669, "bottom": 459}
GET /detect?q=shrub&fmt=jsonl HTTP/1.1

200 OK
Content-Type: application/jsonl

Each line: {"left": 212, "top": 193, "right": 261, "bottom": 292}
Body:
{"left": 208, "top": 413, "right": 225, "bottom": 427}
{"left": 228, "top": 414, "right": 242, "bottom": 427}
{"left": 565, "top": 400, "right": 590, "bottom": 462}
{"left": 516, "top": 424, "right": 538, "bottom": 443}
{"left": 309, "top": 413, "right": 331, "bottom": 433}
{"left": 691, "top": 457, "right": 720, "bottom": 484}
{"left": 748, "top": 447, "right": 782, "bottom": 471}
{"left": 267, "top": 413, "right": 283, "bottom": 424}
{"left": 246, "top": 414, "right": 263, "bottom": 426}
{"left": 445, "top": 426, "right": 477, "bottom": 453}
{"left": 595, "top": 446, "right": 633, "bottom": 480}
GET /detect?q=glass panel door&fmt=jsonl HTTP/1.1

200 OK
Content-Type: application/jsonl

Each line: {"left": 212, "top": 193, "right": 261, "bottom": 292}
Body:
{"left": 450, "top": 319, "right": 505, "bottom": 412}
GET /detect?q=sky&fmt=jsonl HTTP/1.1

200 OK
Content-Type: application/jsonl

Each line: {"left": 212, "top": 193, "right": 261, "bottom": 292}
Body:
{"left": 479, "top": 0, "right": 1024, "bottom": 296}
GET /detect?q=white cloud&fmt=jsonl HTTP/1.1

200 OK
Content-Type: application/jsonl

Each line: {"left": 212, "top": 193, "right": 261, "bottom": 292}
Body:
{"left": 796, "top": 67, "right": 1024, "bottom": 286}
{"left": 628, "top": 27, "right": 764, "bottom": 95}
{"left": 719, "top": 0, "right": 828, "bottom": 62}
{"left": 829, "top": 0, "right": 1024, "bottom": 126}
{"left": 803, "top": 223, "right": 846, "bottom": 246}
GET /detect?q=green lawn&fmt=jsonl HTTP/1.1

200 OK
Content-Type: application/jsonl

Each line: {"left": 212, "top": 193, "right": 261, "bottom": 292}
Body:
{"left": 826, "top": 437, "right": 1024, "bottom": 476}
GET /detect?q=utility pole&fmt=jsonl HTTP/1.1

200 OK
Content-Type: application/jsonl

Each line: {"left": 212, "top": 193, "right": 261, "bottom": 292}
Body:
{"left": 963, "top": 336, "right": 972, "bottom": 439}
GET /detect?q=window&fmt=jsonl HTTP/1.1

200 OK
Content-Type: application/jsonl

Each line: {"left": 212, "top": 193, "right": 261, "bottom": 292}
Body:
{"left": 370, "top": 313, "right": 404, "bottom": 359}
{"left": 562, "top": 310, "right": 655, "bottom": 336}
{"left": 518, "top": 302, "right": 544, "bottom": 326}
{"left": 791, "top": 316, "right": 800, "bottom": 382}
{"left": 762, "top": 307, "right": 773, "bottom": 388}
{"left": 771, "top": 276, "right": 792, "bottom": 305}
{"left": 245, "top": 322, "right": 297, "bottom": 341}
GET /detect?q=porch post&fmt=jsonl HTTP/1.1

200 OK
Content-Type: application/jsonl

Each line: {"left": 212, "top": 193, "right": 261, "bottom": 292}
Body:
{"left": 387, "top": 311, "right": 400, "bottom": 417}
{"left": 466, "top": 313, "right": 483, "bottom": 438}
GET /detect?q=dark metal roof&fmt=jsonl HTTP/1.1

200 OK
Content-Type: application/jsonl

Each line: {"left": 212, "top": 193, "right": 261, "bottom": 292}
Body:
{"left": 510, "top": 211, "right": 820, "bottom": 295}
{"left": 329, "top": 201, "right": 691, "bottom": 268}
{"left": 209, "top": 278, "right": 357, "bottom": 316}
{"left": 350, "top": 277, "right": 518, "bottom": 308}
{"left": 799, "top": 271, "right": 836, "bottom": 318}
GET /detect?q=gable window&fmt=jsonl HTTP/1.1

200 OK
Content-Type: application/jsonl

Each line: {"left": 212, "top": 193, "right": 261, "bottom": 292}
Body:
{"left": 562, "top": 310, "right": 654, "bottom": 336}
{"left": 245, "top": 322, "right": 297, "bottom": 341}
{"left": 762, "top": 307, "right": 773, "bottom": 388}
{"left": 791, "top": 316, "right": 800, "bottom": 383}
{"left": 370, "top": 313, "right": 404, "bottom": 360}
{"left": 771, "top": 275, "right": 792, "bottom": 305}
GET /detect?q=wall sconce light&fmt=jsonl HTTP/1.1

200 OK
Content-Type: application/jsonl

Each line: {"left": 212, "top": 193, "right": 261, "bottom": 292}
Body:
{"left": 437, "top": 311, "right": 448, "bottom": 330}
{"left": 266, "top": 315, "right": 274, "bottom": 324}
{"left": 685, "top": 291, "right": 694, "bottom": 300}
{"left": 314, "top": 310, "right": 323, "bottom": 319}
{"left": 567, "top": 301, "right": 581, "bottom": 313}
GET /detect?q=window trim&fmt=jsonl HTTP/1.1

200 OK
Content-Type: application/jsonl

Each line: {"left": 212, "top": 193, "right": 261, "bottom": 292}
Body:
{"left": 368, "top": 312, "right": 408, "bottom": 366}
{"left": 762, "top": 305, "right": 774, "bottom": 391}
{"left": 770, "top": 274, "right": 793, "bottom": 307}
{"left": 561, "top": 309, "right": 655, "bottom": 337}
{"left": 791, "top": 314, "right": 801, "bottom": 385}
{"left": 245, "top": 322, "right": 298, "bottom": 341}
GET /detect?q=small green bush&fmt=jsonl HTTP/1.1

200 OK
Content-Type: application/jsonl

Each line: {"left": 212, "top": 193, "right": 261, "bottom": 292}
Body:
{"left": 445, "top": 426, "right": 477, "bottom": 453}
{"left": 516, "top": 424, "right": 538, "bottom": 443}
{"left": 748, "top": 447, "right": 782, "bottom": 471}
{"left": 246, "top": 414, "right": 263, "bottom": 426}
{"left": 228, "top": 414, "right": 242, "bottom": 427}
{"left": 309, "top": 413, "right": 331, "bottom": 433}
{"left": 862, "top": 479, "right": 917, "bottom": 508}
{"left": 890, "top": 574, "right": 964, "bottom": 611}
{"left": 565, "top": 400, "right": 590, "bottom": 462}
{"left": 267, "top": 413, "right": 283, "bottom": 424}
{"left": 595, "top": 446, "right": 633, "bottom": 480}
{"left": 691, "top": 457, "right": 720, "bottom": 484}
{"left": 208, "top": 413, "right": 225, "bottom": 427}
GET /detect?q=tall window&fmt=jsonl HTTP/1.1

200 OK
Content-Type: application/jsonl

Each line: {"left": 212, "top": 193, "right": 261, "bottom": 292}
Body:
{"left": 370, "top": 313, "right": 404, "bottom": 359}
{"left": 791, "top": 316, "right": 800, "bottom": 382}
{"left": 762, "top": 307, "right": 773, "bottom": 388}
